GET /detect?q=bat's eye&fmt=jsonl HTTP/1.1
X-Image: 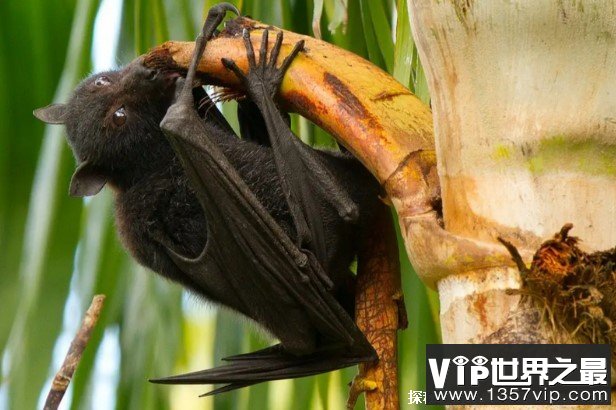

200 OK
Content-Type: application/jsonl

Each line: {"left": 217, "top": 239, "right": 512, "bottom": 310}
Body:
{"left": 112, "top": 106, "right": 127, "bottom": 126}
{"left": 95, "top": 76, "right": 111, "bottom": 86}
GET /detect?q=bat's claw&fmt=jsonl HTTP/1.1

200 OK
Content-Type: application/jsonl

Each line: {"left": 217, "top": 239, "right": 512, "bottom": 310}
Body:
{"left": 201, "top": 3, "right": 240, "bottom": 41}
{"left": 222, "top": 28, "right": 304, "bottom": 101}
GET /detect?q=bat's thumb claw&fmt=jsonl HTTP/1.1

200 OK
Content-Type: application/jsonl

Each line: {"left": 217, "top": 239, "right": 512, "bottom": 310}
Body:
{"left": 201, "top": 3, "right": 240, "bottom": 42}
{"left": 209, "top": 2, "right": 240, "bottom": 18}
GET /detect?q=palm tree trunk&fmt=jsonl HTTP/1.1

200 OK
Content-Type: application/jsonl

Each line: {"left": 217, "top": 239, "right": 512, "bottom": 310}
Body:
{"left": 405, "top": 0, "right": 616, "bottom": 406}
{"left": 408, "top": 0, "right": 616, "bottom": 342}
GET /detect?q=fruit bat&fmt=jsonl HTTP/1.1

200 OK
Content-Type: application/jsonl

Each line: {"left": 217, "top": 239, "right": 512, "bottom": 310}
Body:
{"left": 34, "top": 3, "right": 380, "bottom": 395}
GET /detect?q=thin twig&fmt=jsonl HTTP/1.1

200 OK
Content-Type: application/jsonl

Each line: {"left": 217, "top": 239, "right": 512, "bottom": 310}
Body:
{"left": 43, "top": 294, "right": 106, "bottom": 410}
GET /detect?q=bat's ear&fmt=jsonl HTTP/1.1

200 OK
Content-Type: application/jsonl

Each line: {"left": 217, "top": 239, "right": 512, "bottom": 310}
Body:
{"left": 69, "top": 161, "right": 107, "bottom": 197}
{"left": 33, "top": 103, "right": 68, "bottom": 124}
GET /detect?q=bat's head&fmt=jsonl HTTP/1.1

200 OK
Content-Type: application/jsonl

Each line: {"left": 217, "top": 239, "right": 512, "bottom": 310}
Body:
{"left": 34, "top": 59, "right": 181, "bottom": 197}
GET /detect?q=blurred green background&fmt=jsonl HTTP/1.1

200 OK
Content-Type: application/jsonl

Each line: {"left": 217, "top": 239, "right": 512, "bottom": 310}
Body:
{"left": 0, "top": 0, "right": 440, "bottom": 408}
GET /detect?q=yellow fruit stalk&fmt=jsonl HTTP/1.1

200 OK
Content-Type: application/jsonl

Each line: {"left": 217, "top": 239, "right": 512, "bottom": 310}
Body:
{"left": 144, "top": 17, "right": 436, "bottom": 208}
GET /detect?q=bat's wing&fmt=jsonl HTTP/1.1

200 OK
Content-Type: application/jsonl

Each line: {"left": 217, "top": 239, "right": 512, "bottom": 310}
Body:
{"left": 159, "top": 111, "right": 363, "bottom": 347}
{"left": 152, "top": 4, "right": 375, "bottom": 389}
{"left": 152, "top": 344, "right": 374, "bottom": 395}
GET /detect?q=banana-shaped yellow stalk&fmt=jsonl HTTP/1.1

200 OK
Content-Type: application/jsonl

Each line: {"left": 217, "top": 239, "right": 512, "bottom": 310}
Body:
{"left": 144, "top": 17, "right": 437, "bottom": 216}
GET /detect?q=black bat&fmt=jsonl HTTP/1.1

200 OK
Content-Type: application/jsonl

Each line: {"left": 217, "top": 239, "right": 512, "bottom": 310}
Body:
{"left": 34, "top": 3, "right": 381, "bottom": 395}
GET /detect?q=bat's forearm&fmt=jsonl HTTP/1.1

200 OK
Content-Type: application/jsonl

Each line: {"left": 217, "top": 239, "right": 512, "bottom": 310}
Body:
{"left": 256, "top": 95, "right": 314, "bottom": 246}
{"left": 256, "top": 93, "right": 359, "bottom": 223}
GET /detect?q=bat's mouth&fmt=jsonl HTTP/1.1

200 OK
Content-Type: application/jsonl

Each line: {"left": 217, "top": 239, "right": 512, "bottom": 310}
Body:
{"left": 162, "top": 70, "right": 182, "bottom": 87}
{"left": 164, "top": 69, "right": 182, "bottom": 79}
{"left": 135, "top": 56, "right": 183, "bottom": 91}
{"left": 155, "top": 69, "right": 184, "bottom": 102}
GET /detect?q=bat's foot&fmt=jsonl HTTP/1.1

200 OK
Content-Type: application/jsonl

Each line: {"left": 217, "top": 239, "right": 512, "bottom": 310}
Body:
{"left": 222, "top": 29, "right": 304, "bottom": 101}
{"left": 347, "top": 376, "right": 378, "bottom": 409}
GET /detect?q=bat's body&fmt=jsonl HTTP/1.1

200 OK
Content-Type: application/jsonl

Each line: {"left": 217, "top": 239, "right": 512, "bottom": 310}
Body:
{"left": 35, "top": 3, "right": 381, "bottom": 394}
{"left": 115, "top": 118, "right": 377, "bottom": 315}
